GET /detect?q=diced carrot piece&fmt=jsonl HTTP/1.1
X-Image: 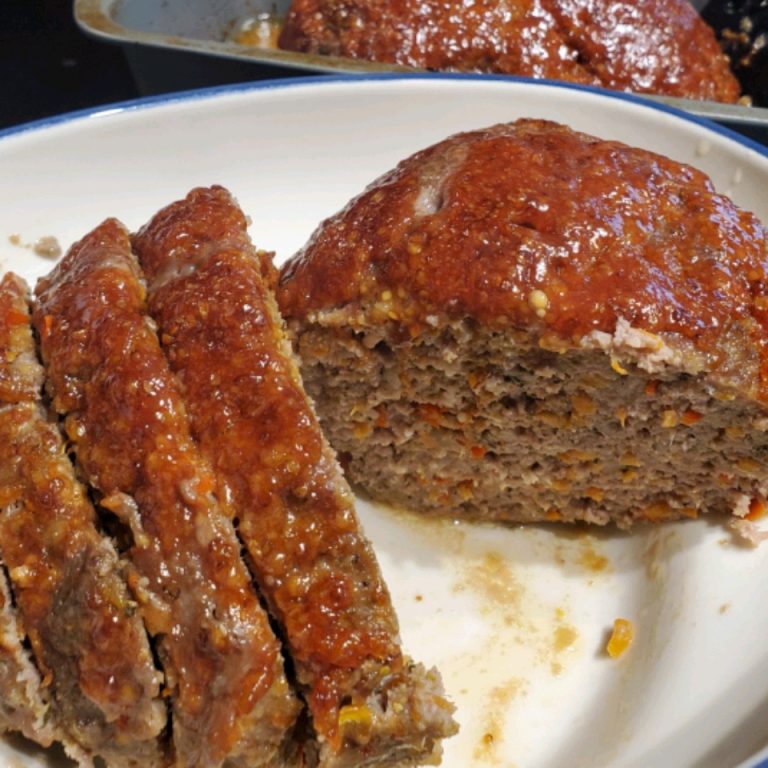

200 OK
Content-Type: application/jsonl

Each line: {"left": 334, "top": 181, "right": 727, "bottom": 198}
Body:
{"left": 606, "top": 618, "right": 634, "bottom": 658}
{"left": 747, "top": 498, "right": 767, "bottom": 521}
{"left": 680, "top": 409, "right": 702, "bottom": 426}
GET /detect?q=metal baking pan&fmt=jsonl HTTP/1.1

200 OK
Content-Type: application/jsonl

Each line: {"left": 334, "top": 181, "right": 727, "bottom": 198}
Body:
{"left": 75, "top": 0, "right": 768, "bottom": 145}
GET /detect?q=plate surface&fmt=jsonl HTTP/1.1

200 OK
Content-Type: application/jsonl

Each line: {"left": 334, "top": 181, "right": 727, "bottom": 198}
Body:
{"left": 2, "top": 74, "right": 768, "bottom": 768}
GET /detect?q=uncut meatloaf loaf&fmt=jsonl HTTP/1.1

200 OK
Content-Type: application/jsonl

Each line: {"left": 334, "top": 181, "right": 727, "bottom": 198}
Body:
{"left": 133, "top": 185, "right": 457, "bottom": 768}
{"left": 278, "top": 0, "right": 740, "bottom": 103}
{"left": 277, "top": 118, "right": 768, "bottom": 529}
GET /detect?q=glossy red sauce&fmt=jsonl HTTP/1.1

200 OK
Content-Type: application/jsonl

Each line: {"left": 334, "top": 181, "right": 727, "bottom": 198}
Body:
{"left": 0, "top": 273, "right": 165, "bottom": 753}
{"left": 34, "top": 220, "right": 298, "bottom": 764}
{"left": 279, "top": 0, "right": 740, "bottom": 102}
{"left": 134, "top": 187, "right": 403, "bottom": 745}
{"left": 278, "top": 119, "right": 768, "bottom": 397}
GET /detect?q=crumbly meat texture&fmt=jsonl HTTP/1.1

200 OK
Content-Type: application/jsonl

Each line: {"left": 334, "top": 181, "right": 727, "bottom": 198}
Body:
{"left": 278, "top": 0, "right": 740, "bottom": 103}
{"left": 292, "top": 322, "right": 768, "bottom": 526}
{"left": 0, "top": 273, "right": 167, "bottom": 766}
{"left": 33, "top": 220, "right": 302, "bottom": 768}
{"left": 132, "top": 186, "right": 458, "bottom": 768}
{"left": 277, "top": 119, "right": 768, "bottom": 527}
{"left": 0, "top": 559, "right": 54, "bottom": 747}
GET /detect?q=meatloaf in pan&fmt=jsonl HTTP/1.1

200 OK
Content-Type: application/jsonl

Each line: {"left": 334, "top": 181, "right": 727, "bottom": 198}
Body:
{"left": 133, "top": 186, "right": 458, "bottom": 767}
{"left": 279, "top": 0, "right": 741, "bottom": 103}
{"left": 33, "top": 220, "right": 302, "bottom": 767}
{"left": 277, "top": 118, "right": 768, "bottom": 529}
{"left": 0, "top": 273, "right": 167, "bottom": 766}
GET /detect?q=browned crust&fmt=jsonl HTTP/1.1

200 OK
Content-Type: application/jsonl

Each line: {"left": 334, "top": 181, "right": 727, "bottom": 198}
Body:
{"left": 133, "top": 186, "right": 457, "bottom": 765}
{"left": 0, "top": 404, "right": 168, "bottom": 767}
{"left": 278, "top": 0, "right": 740, "bottom": 103}
{"left": 0, "top": 273, "right": 167, "bottom": 766}
{"left": 33, "top": 220, "right": 301, "bottom": 768}
{"left": 277, "top": 119, "right": 768, "bottom": 401}
{"left": 0, "top": 273, "right": 43, "bottom": 403}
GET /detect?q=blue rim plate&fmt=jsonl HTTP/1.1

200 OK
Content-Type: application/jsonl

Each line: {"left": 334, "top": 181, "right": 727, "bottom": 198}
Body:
{"left": 2, "top": 73, "right": 768, "bottom": 768}
{"left": 1, "top": 72, "right": 767, "bottom": 158}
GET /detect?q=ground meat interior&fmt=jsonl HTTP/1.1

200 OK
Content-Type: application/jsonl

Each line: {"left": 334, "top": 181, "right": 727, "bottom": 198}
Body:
{"left": 297, "top": 322, "right": 768, "bottom": 528}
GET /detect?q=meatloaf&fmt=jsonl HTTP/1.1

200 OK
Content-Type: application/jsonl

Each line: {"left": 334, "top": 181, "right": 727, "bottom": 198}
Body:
{"left": 0, "top": 273, "right": 167, "bottom": 766}
{"left": 0, "top": 562, "right": 53, "bottom": 747}
{"left": 33, "top": 220, "right": 302, "bottom": 768}
{"left": 278, "top": 0, "right": 741, "bottom": 103}
{"left": 133, "top": 186, "right": 458, "bottom": 767}
{"left": 0, "top": 275, "right": 57, "bottom": 749}
{"left": 277, "top": 118, "right": 768, "bottom": 529}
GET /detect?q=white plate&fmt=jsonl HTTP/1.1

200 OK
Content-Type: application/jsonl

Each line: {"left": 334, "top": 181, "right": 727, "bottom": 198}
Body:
{"left": 1, "top": 74, "right": 768, "bottom": 768}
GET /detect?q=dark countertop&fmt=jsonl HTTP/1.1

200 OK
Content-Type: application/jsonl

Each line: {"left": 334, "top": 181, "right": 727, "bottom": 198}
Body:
{"left": 1, "top": 1, "right": 139, "bottom": 130}
{"left": 0, "top": 1, "right": 304, "bottom": 131}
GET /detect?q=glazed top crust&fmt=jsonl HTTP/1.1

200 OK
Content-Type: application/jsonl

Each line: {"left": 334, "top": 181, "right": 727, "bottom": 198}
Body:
{"left": 278, "top": 0, "right": 740, "bottom": 103}
{"left": 35, "top": 220, "right": 299, "bottom": 765}
{"left": 133, "top": 186, "right": 404, "bottom": 744}
{"left": 0, "top": 273, "right": 43, "bottom": 403}
{"left": 0, "top": 274, "right": 167, "bottom": 753}
{"left": 277, "top": 119, "right": 768, "bottom": 398}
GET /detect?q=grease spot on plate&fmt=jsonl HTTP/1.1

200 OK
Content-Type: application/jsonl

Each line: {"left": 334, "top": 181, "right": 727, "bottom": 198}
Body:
{"left": 473, "top": 678, "right": 525, "bottom": 765}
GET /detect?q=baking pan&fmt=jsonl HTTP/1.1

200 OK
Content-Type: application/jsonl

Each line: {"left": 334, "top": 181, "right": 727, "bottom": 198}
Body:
{"left": 75, "top": 0, "right": 768, "bottom": 145}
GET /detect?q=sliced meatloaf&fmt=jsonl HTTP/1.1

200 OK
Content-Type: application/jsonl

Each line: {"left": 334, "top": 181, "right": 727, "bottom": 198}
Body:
{"left": 33, "top": 220, "right": 302, "bottom": 768}
{"left": 0, "top": 273, "right": 167, "bottom": 766}
{"left": 278, "top": 0, "right": 740, "bottom": 103}
{"left": 0, "top": 274, "right": 43, "bottom": 404}
{"left": 132, "top": 186, "right": 458, "bottom": 768}
{"left": 277, "top": 119, "right": 768, "bottom": 529}
{"left": 0, "top": 275, "right": 57, "bottom": 748}
{"left": 0, "top": 564, "right": 53, "bottom": 747}
{"left": 0, "top": 546, "right": 53, "bottom": 748}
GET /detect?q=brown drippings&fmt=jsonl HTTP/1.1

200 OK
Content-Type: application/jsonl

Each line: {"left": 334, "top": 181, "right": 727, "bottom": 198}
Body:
{"left": 549, "top": 608, "right": 579, "bottom": 676}
{"left": 578, "top": 542, "right": 610, "bottom": 573}
{"left": 459, "top": 552, "right": 527, "bottom": 628}
{"left": 553, "top": 624, "right": 578, "bottom": 653}
{"left": 473, "top": 679, "right": 524, "bottom": 765}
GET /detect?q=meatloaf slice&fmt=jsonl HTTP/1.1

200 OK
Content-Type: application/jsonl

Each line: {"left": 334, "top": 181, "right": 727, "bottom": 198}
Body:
{"left": 0, "top": 273, "right": 167, "bottom": 766}
{"left": 133, "top": 186, "right": 458, "bottom": 768}
{"left": 33, "top": 220, "right": 302, "bottom": 768}
{"left": 277, "top": 119, "right": 768, "bottom": 529}
{"left": 0, "top": 275, "right": 56, "bottom": 748}
{"left": 0, "top": 549, "right": 53, "bottom": 747}
{"left": 278, "top": 0, "right": 740, "bottom": 103}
